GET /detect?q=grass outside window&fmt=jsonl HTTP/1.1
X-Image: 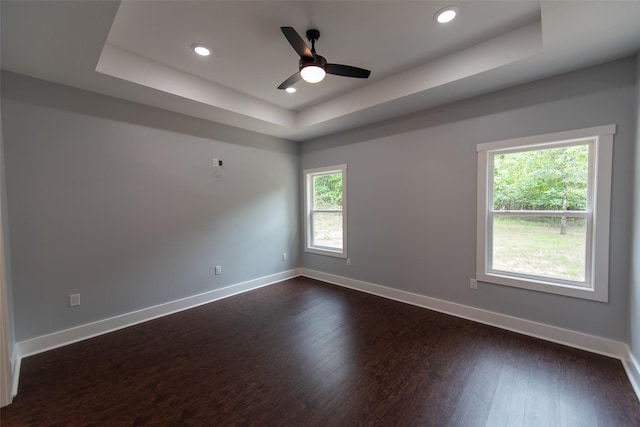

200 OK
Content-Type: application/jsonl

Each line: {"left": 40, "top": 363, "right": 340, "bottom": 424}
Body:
{"left": 492, "top": 217, "right": 586, "bottom": 283}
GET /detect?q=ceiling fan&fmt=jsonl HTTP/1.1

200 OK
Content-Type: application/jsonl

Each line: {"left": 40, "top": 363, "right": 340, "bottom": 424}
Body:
{"left": 277, "top": 26, "right": 371, "bottom": 90}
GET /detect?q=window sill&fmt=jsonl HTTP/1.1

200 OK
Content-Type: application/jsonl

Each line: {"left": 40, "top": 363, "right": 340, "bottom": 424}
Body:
{"left": 476, "top": 271, "right": 607, "bottom": 302}
{"left": 305, "top": 247, "right": 347, "bottom": 259}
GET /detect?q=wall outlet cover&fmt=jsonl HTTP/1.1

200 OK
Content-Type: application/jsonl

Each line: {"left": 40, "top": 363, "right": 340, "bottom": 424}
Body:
{"left": 69, "top": 294, "right": 81, "bottom": 306}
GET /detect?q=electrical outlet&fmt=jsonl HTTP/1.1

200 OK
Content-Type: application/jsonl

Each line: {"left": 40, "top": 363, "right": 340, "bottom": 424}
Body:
{"left": 282, "top": 252, "right": 287, "bottom": 261}
{"left": 212, "top": 158, "right": 218, "bottom": 167}
{"left": 346, "top": 258, "right": 351, "bottom": 265}
{"left": 69, "top": 294, "right": 81, "bottom": 307}
{"left": 470, "top": 279, "right": 478, "bottom": 290}
{"left": 215, "top": 265, "right": 222, "bottom": 275}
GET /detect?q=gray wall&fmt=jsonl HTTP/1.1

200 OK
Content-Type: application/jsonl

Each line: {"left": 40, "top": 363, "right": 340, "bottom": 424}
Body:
{"left": 3, "top": 57, "right": 637, "bottom": 345}
{"left": 2, "top": 72, "right": 300, "bottom": 342}
{"left": 631, "top": 52, "right": 640, "bottom": 360}
{"left": 301, "top": 57, "right": 637, "bottom": 341}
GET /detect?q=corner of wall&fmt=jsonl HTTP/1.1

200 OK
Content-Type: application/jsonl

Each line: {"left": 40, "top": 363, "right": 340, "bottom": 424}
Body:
{"left": 623, "top": 346, "right": 640, "bottom": 402}
{"left": 0, "top": 82, "right": 17, "bottom": 406}
{"left": 628, "top": 51, "right": 640, "bottom": 373}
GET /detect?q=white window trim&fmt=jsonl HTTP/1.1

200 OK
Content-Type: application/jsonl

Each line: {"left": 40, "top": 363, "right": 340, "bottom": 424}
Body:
{"left": 304, "top": 164, "right": 347, "bottom": 258}
{"left": 476, "top": 125, "right": 615, "bottom": 302}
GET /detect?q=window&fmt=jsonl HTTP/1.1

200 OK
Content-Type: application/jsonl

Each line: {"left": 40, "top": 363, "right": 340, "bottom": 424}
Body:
{"left": 476, "top": 125, "right": 615, "bottom": 302}
{"left": 304, "top": 164, "right": 347, "bottom": 258}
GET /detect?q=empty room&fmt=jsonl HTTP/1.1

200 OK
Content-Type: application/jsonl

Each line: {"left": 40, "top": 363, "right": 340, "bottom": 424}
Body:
{"left": 2, "top": 1, "right": 640, "bottom": 425}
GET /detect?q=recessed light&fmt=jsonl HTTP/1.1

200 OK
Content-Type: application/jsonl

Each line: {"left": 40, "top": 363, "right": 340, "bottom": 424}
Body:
{"left": 435, "top": 6, "right": 459, "bottom": 24}
{"left": 191, "top": 44, "right": 211, "bottom": 56}
{"left": 285, "top": 87, "right": 297, "bottom": 93}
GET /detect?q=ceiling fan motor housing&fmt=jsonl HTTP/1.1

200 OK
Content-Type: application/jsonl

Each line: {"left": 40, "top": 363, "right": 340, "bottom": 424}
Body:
{"left": 299, "top": 54, "right": 327, "bottom": 71}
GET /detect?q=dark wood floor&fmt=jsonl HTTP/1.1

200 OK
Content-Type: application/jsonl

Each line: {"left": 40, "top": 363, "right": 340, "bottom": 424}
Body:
{"left": 2, "top": 277, "right": 639, "bottom": 426}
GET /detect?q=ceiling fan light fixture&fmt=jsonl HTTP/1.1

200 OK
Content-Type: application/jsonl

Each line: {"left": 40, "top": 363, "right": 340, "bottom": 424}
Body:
{"left": 190, "top": 44, "right": 211, "bottom": 56}
{"left": 300, "top": 65, "right": 326, "bottom": 83}
{"left": 434, "top": 6, "right": 459, "bottom": 24}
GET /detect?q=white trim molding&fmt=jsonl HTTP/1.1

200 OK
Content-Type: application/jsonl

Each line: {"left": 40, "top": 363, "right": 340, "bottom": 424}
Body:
{"left": 16, "top": 269, "right": 301, "bottom": 359}
{"left": 303, "top": 164, "right": 348, "bottom": 259}
{"left": 12, "top": 267, "right": 639, "bottom": 404}
{"left": 476, "top": 124, "right": 615, "bottom": 302}
{"left": 300, "top": 268, "right": 627, "bottom": 360}
{"left": 11, "top": 347, "right": 20, "bottom": 398}
{"left": 623, "top": 348, "right": 640, "bottom": 401}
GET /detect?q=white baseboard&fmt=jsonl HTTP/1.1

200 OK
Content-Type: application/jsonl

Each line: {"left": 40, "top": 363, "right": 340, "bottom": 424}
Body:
{"left": 13, "top": 267, "right": 639, "bottom": 403}
{"left": 16, "top": 268, "right": 301, "bottom": 359}
{"left": 623, "top": 347, "right": 640, "bottom": 401}
{"left": 301, "top": 268, "right": 628, "bottom": 360}
{"left": 11, "top": 346, "right": 20, "bottom": 397}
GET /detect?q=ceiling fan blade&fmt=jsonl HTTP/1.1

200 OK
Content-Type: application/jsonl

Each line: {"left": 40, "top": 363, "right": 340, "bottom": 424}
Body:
{"left": 277, "top": 72, "right": 302, "bottom": 90}
{"left": 280, "top": 27, "right": 313, "bottom": 59}
{"left": 327, "top": 64, "right": 371, "bottom": 79}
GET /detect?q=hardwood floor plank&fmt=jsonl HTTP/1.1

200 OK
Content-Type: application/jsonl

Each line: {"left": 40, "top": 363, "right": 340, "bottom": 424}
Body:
{"left": 2, "top": 277, "right": 639, "bottom": 426}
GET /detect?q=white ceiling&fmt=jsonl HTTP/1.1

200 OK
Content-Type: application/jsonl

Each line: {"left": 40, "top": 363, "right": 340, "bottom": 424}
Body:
{"left": 2, "top": 1, "right": 640, "bottom": 141}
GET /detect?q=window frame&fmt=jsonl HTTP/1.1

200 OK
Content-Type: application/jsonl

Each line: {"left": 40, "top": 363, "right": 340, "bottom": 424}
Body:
{"left": 304, "top": 164, "right": 347, "bottom": 258}
{"left": 476, "top": 125, "right": 615, "bottom": 302}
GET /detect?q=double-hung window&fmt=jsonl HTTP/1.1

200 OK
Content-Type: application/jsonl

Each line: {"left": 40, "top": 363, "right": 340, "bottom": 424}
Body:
{"left": 304, "top": 164, "right": 347, "bottom": 258}
{"left": 476, "top": 125, "right": 615, "bottom": 302}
